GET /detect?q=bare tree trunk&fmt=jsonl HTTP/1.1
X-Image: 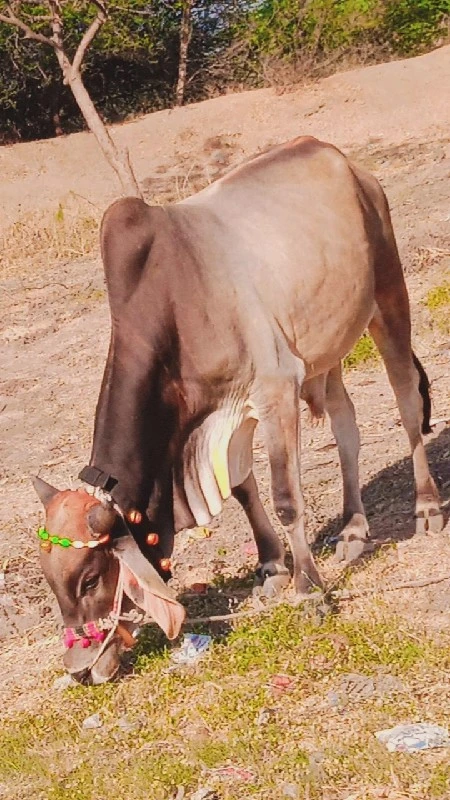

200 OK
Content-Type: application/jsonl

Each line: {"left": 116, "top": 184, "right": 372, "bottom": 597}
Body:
{"left": 175, "top": 0, "right": 193, "bottom": 107}
{"left": 50, "top": 84, "right": 63, "bottom": 136}
{"left": 0, "top": 1, "right": 141, "bottom": 198}
{"left": 50, "top": 5, "right": 141, "bottom": 199}
{"left": 68, "top": 72, "right": 141, "bottom": 197}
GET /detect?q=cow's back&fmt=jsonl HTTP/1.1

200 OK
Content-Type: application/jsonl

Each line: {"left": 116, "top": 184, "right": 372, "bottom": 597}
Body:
{"left": 175, "top": 137, "right": 390, "bottom": 375}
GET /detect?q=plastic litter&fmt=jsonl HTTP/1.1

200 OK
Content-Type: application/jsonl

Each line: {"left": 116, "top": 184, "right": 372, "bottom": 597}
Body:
{"left": 281, "top": 783, "right": 299, "bottom": 799}
{"left": 117, "top": 716, "right": 141, "bottom": 732}
{"left": 187, "top": 527, "right": 212, "bottom": 541}
{"left": 170, "top": 633, "right": 212, "bottom": 666}
{"left": 0, "top": 559, "right": 9, "bottom": 593}
{"left": 375, "top": 723, "right": 450, "bottom": 752}
{"left": 190, "top": 789, "right": 218, "bottom": 800}
{"left": 82, "top": 712, "right": 103, "bottom": 730}
{"left": 268, "top": 674, "right": 296, "bottom": 695}
{"left": 211, "top": 765, "right": 255, "bottom": 782}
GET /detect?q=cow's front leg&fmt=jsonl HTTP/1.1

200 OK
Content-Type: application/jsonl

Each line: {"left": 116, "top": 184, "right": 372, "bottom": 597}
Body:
{"left": 232, "top": 471, "right": 289, "bottom": 597}
{"left": 262, "top": 381, "right": 323, "bottom": 596}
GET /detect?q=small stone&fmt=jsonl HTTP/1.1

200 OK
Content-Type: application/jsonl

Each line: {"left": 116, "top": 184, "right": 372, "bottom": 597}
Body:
{"left": 53, "top": 673, "right": 76, "bottom": 691}
{"left": 327, "top": 690, "right": 342, "bottom": 709}
{"left": 375, "top": 674, "right": 404, "bottom": 696}
{"left": 82, "top": 712, "right": 103, "bottom": 730}
{"left": 256, "top": 707, "right": 274, "bottom": 725}
{"left": 328, "top": 672, "right": 375, "bottom": 707}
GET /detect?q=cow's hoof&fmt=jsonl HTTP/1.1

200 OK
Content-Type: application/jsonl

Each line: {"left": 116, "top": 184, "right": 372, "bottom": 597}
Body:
{"left": 262, "top": 572, "right": 290, "bottom": 598}
{"left": 293, "top": 564, "right": 323, "bottom": 596}
{"left": 334, "top": 535, "right": 366, "bottom": 564}
{"left": 254, "top": 562, "right": 290, "bottom": 598}
{"left": 333, "top": 513, "right": 369, "bottom": 564}
{"left": 415, "top": 507, "right": 444, "bottom": 535}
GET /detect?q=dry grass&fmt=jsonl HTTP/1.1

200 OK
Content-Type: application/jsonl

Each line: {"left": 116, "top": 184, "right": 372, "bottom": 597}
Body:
{"left": 1, "top": 199, "right": 100, "bottom": 278}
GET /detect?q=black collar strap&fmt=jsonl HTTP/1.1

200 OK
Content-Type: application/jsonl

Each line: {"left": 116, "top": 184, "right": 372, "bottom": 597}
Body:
{"left": 78, "top": 466, "right": 118, "bottom": 493}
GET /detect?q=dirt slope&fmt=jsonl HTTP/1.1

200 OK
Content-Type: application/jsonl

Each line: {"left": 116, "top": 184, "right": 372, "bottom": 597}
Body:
{"left": 1, "top": 44, "right": 449, "bottom": 230}
{"left": 0, "top": 45, "right": 449, "bottom": 720}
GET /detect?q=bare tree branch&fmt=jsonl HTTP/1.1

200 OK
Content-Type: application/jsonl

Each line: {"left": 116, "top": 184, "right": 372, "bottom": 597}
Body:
{"left": 72, "top": 5, "right": 107, "bottom": 75}
{"left": 47, "top": 0, "right": 63, "bottom": 50}
{"left": 175, "top": 0, "right": 193, "bottom": 106}
{"left": 0, "top": 5, "right": 58, "bottom": 49}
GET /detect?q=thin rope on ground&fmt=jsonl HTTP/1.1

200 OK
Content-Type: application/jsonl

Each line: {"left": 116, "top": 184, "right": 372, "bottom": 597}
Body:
{"left": 177, "top": 572, "right": 450, "bottom": 626}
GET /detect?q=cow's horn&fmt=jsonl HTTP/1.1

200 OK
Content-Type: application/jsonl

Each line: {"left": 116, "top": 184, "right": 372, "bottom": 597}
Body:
{"left": 87, "top": 503, "right": 117, "bottom": 537}
{"left": 32, "top": 476, "right": 59, "bottom": 507}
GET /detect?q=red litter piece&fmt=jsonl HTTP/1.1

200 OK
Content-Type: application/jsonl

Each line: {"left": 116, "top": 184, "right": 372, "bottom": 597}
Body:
{"left": 269, "top": 674, "right": 296, "bottom": 691}
{"left": 190, "top": 583, "right": 208, "bottom": 594}
{"left": 212, "top": 765, "right": 255, "bottom": 782}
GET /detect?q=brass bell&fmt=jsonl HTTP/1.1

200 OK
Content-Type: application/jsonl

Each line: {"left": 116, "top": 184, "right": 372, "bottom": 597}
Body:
{"left": 127, "top": 509, "right": 142, "bottom": 525}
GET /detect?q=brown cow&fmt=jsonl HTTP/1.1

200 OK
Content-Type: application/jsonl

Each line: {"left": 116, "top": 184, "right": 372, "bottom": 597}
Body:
{"left": 33, "top": 136, "right": 442, "bottom": 684}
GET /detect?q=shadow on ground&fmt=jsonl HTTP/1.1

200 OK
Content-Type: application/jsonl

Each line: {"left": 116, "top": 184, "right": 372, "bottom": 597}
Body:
{"left": 314, "top": 424, "right": 450, "bottom": 551}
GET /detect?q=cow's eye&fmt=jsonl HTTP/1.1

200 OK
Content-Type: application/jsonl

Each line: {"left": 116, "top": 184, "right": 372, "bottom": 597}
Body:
{"left": 83, "top": 575, "right": 100, "bottom": 593}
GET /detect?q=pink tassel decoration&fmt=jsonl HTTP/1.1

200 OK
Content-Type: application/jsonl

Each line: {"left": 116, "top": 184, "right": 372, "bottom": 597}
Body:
{"left": 63, "top": 629, "right": 77, "bottom": 649}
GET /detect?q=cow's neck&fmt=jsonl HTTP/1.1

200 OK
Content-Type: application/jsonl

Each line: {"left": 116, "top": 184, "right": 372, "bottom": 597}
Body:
{"left": 87, "top": 323, "right": 176, "bottom": 517}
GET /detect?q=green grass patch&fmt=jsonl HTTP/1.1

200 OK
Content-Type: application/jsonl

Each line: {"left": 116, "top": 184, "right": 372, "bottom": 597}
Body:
{"left": 344, "top": 332, "right": 380, "bottom": 369}
{"left": 424, "top": 280, "right": 450, "bottom": 334}
{"left": 429, "top": 762, "right": 450, "bottom": 798}
{"left": 0, "top": 605, "right": 449, "bottom": 799}
{"left": 425, "top": 282, "right": 450, "bottom": 310}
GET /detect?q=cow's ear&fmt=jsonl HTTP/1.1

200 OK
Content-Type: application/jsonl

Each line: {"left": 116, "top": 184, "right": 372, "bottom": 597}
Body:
{"left": 113, "top": 535, "right": 185, "bottom": 640}
{"left": 32, "top": 476, "right": 59, "bottom": 508}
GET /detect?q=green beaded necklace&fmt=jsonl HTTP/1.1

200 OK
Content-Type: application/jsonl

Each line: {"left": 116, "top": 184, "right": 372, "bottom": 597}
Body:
{"left": 37, "top": 526, "right": 110, "bottom": 550}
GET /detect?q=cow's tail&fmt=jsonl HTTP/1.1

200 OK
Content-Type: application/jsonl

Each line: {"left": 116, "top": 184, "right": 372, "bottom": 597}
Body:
{"left": 412, "top": 351, "right": 432, "bottom": 434}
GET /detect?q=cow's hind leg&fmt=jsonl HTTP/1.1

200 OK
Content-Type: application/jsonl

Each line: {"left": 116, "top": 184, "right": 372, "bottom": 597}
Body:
{"left": 262, "top": 379, "right": 323, "bottom": 596}
{"left": 232, "top": 472, "right": 289, "bottom": 597}
{"left": 325, "top": 365, "right": 369, "bottom": 562}
{"left": 368, "top": 292, "right": 442, "bottom": 533}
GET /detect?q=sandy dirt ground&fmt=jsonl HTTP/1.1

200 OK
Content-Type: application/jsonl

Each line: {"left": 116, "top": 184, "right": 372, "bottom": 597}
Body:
{"left": 0, "top": 45, "right": 449, "bottom": 714}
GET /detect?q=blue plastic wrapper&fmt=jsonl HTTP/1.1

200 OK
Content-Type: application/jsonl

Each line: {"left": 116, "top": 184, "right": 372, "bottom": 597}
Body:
{"left": 170, "top": 633, "right": 212, "bottom": 666}
{"left": 375, "top": 723, "right": 450, "bottom": 752}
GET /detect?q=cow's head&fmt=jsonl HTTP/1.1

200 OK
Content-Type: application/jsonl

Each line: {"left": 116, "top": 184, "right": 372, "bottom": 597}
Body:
{"left": 32, "top": 477, "right": 185, "bottom": 685}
